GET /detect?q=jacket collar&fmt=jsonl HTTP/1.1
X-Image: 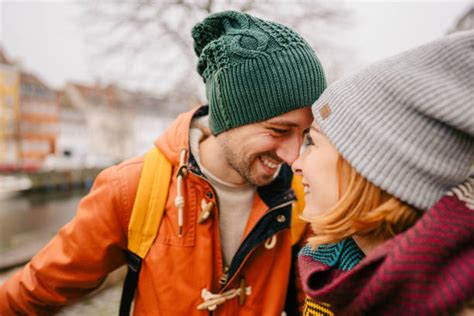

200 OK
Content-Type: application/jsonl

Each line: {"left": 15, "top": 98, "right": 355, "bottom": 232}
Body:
{"left": 154, "top": 106, "right": 205, "bottom": 166}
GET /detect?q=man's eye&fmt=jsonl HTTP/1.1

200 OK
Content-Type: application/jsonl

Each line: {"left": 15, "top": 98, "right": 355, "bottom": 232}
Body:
{"left": 269, "top": 128, "right": 289, "bottom": 135}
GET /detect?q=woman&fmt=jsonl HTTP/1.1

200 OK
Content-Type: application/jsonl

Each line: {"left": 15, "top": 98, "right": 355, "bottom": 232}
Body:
{"left": 293, "top": 30, "right": 474, "bottom": 315}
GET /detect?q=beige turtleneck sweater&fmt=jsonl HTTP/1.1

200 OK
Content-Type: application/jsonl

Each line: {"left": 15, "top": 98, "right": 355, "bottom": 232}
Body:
{"left": 189, "top": 116, "right": 255, "bottom": 266}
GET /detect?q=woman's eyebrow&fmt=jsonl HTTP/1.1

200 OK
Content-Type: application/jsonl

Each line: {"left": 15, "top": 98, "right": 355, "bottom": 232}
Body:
{"left": 311, "top": 125, "right": 322, "bottom": 133}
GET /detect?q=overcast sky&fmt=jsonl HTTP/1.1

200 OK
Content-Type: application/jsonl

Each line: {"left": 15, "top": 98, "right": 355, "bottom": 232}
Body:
{"left": 0, "top": 0, "right": 471, "bottom": 90}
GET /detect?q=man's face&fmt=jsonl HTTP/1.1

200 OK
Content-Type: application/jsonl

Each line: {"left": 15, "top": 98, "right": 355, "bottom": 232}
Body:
{"left": 216, "top": 107, "right": 313, "bottom": 186}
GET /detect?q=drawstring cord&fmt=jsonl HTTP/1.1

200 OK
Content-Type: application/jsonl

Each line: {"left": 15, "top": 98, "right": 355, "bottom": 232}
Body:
{"left": 197, "top": 286, "right": 252, "bottom": 311}
{"left": 175, "top": 149, "right": 187, "bottom": 237}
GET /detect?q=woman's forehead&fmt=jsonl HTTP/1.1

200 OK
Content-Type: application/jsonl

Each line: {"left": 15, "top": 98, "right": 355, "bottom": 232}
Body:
{"left": 311, "top": 121, "right": 322, "bottom": 132}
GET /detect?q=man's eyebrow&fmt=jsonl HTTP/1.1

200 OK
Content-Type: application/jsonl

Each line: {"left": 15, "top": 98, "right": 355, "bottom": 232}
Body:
{"left": 264, "top": 120, "right": 300, "bottom": 128}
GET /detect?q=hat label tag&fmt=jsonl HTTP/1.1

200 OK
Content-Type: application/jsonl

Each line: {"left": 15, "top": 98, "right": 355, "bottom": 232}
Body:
{"left": 319, "top": 104, "right": 332, "bottom": 120}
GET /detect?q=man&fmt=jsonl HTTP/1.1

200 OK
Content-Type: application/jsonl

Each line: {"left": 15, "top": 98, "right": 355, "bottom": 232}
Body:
{"left": 0, "top": 11, "right": 326, "bottom": 315}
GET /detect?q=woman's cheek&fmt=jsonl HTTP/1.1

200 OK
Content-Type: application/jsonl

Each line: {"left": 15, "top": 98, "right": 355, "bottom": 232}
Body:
{"left": 302, "top": 195, "right": 320, "bottom": 220}
{"left": 315, "top": 162, "right": 340, "bottom": 212}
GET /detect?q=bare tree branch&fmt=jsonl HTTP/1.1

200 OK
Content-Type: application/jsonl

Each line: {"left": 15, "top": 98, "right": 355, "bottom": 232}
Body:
{"left": 81, "top": 0, "right": 351, "bottom": 110}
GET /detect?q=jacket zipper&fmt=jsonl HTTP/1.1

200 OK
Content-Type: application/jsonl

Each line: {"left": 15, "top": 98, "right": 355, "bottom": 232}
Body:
{"left": 220, "top": 198, "right": 295, "bottom": 292}
{"left": 189, "top": 169, "right": 295, "bottom": 300}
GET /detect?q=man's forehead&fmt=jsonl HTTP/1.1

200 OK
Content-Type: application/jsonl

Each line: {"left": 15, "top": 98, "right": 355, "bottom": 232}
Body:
{"left": 264, "top": 108, "right": 313, "bottom": 127}
{"left": 264, "top": 118, "right": 302, "bottom": 127}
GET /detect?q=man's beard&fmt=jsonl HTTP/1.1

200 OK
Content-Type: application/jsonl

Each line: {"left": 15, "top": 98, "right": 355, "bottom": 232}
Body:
{"left": 222, "top": 147, "right": 280, "bottom": 187}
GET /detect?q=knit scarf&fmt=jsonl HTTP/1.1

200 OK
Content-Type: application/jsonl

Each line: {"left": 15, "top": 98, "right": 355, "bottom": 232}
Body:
{"left": 299, "top": 178, "right": 474, "bottom": 315}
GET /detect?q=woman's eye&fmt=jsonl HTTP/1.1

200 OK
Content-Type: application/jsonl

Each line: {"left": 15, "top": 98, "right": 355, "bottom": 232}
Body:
{"left": 304, "top": 134, "right": 315, "bottom": 146}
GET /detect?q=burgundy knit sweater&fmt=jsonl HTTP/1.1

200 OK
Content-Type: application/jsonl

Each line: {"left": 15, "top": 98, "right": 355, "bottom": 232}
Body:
{"left": 299, "top": 179, "right": 474, "bottom": 315}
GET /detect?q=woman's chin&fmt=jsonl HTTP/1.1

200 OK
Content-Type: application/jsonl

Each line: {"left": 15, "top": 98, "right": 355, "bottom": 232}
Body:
{"left": 299, "top": 208, "right": 320, "bottom": 222}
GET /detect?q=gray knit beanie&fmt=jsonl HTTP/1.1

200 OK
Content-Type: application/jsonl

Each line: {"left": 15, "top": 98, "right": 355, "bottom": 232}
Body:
{"left": 192, "top": 10, "right": 326, "bottom": 135}
{"left": 312, "top": 30, "right": 474, "bottom": 211}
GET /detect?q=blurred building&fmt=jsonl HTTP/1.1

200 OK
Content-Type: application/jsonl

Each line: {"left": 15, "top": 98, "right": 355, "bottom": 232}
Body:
{"left": 63, "top": 83, "right": 135, "bottom": 163}
{"left": 0, "top": 50, "right": 21, "bottom": 170}
{"left": 62, "top": 83, "right": 176, "bottom": 163}
{"left": 122, "top": 90, "right": 176, "bottom": 156}
{"left": 1, "top": 47, "right": 180, "bottom": 170}
{"left": 0, "top": 50, "right": 59, "bottom": 170}
{"left": 56, "top": 90, "right": 88, "bottom": 164}
{"left": 19, "top": 72, "right": 59, "bottom": 167}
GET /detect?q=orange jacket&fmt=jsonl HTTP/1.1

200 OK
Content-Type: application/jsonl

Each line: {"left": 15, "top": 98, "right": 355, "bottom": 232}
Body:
{"left": 0, "top": 107, "right": 305, "bottom": 315}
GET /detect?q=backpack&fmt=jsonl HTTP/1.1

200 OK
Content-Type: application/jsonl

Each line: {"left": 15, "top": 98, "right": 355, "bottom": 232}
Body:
{"left": 119, "top": 147, "right": 306, "bottom": 315}
{"left": 119, "top": 147, "right": 171, "bottom": 315}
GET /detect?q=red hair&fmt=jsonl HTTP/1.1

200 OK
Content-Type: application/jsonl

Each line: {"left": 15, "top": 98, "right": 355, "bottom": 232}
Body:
{"left": 308, "top": 158, "right": 421, "bottom": 248}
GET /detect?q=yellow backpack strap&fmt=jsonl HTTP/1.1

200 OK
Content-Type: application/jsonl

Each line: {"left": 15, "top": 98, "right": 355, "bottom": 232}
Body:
{"left": 127, "top": 146, "right": 172, "bottom": 258}
{"left": 120, "top": 147, "right": 172, "bottom": 316}
{"left": 291, "top": 174, "right": 307, "bottom": 246}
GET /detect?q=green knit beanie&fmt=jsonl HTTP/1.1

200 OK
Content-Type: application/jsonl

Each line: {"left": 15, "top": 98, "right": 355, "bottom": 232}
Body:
{"left": 192, "top": 10, "right": 327, "bottom": 135}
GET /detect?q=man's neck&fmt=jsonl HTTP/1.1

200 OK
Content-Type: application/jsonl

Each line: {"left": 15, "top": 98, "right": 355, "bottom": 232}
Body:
{"left": 199, "top": 135, "right": 247, "bottom": 186}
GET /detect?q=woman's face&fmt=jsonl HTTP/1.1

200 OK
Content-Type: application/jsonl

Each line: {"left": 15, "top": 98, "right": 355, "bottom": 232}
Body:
{"left": 292, "top": 121, "right": 341, "bottom": 220}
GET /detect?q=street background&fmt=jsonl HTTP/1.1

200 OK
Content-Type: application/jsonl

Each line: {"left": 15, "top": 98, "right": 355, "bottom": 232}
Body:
{"left": 0, "top": 0, "right": 472, "bottom": 314}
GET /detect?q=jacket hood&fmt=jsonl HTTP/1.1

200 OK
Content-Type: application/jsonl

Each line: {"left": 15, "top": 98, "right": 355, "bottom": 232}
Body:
{"left": 154, "top": 107, "right": 202, "bottom": 166}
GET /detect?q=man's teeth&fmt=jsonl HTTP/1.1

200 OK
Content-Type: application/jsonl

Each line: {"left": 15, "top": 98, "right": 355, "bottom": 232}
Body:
{"left": 304, "top": 186, "right": 311, "bottom": 194}
{"left": 261, "top": 157, "right": 279, "bottom": 169}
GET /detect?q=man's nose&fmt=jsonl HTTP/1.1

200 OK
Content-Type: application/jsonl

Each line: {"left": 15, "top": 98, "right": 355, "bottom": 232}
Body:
{"left": 291, "top": 154, "right": 303, "bottom": 175}
{"left": 276, "top": 136, "right": 302, "bottom": 165}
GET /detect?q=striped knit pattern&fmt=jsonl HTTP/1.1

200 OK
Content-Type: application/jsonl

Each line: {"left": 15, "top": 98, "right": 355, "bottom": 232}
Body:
{"left": 299, "top": 178, "right": 474, "bottom": 315}
{"left": 299, "top": 238, "right": 364, "bottom": 316}
{"left": 299, "top": 238, "right": 364, "bottom": 271}
{"left": 192, "top": 10, "right": 326, "bottom": 134}
{"left": 312, "top": 30, "right": 474, "bottom": 211}
{"left": 447, "top": 177, "right": 474, "bottom": 209}
{"left": 303, "top": 299, "right": 334, "bottom": 316}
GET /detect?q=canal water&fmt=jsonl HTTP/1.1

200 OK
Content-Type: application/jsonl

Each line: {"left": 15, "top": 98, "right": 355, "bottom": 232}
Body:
{"left": 0, "top": 189, "right": 123, "bottom": 314}
{"left": 0, "top": 189, "right": 85, "bottom": 257}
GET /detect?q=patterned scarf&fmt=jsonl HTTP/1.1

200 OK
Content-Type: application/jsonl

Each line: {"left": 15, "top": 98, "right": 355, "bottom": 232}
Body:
{"left": 299, "top": 178, "right": 474, "bottom": 315}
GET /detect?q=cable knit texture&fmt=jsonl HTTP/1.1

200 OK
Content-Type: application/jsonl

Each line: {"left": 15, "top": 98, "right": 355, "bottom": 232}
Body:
{"left": 192, "top": 10, "right": 326, "bottom": 134}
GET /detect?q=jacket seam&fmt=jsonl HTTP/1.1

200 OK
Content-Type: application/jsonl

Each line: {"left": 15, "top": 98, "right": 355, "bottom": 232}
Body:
{"left": 114, "top": 158, "right": 146, "bottom": 235}
{"left": 113, "top": 165, "right": 133, "bottom": 238}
